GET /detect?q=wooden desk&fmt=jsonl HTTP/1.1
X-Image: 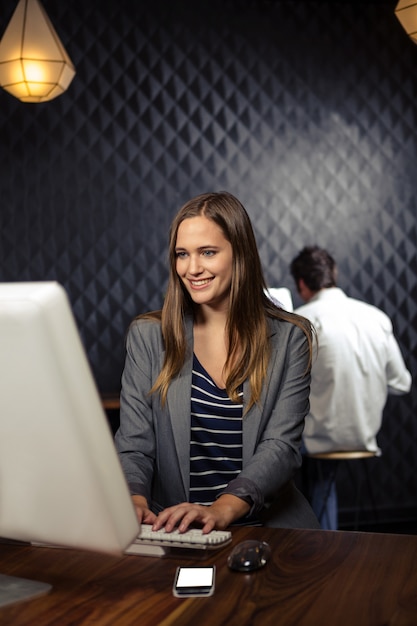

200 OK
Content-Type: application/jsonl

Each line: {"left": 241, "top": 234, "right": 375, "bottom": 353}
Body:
{"left": 1, "top": 527, "right": 417, "bottom": 626}
{"left": 100, "top": 393, "right": 120, "bottom": 410}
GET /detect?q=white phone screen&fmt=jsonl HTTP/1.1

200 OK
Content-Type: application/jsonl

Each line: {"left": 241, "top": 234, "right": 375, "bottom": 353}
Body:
{"left": 173, "top": 566, "right": 215, "bottom": 597}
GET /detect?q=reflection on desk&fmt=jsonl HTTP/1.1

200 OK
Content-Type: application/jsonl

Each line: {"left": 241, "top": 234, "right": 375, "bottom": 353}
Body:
{"left": 1, "top": 526, "right": 417, "bottom": 625}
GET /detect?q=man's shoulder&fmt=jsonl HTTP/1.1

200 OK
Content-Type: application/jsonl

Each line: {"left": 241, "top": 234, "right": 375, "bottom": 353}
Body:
{"left": 345, "top": 297, "right": 391, "bottom": 325}
{"left": 296, "top": 290, "right": 392, "bottom": 330}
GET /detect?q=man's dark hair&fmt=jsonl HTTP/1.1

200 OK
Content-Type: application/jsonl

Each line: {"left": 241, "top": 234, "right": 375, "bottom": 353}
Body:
{"left": 290, "top": 246, "right": 337, "bottom": 292}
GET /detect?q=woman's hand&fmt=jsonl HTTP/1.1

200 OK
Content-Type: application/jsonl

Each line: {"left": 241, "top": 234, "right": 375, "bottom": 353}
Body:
{"left": 152, "top": 494, "right": 250, "bottom": 534}
{"left": 132, "top": 495, "right": 157, "bottom": 525}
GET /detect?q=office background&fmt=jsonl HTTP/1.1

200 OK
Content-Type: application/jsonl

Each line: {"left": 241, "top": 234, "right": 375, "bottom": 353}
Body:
{"left": 1, "top": 0, "right": 416, "bottom": 528}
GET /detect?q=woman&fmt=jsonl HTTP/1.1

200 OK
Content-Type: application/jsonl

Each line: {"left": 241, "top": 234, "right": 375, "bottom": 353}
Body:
{"left": 115, "top": 191, "right": 319, "bottom": 533}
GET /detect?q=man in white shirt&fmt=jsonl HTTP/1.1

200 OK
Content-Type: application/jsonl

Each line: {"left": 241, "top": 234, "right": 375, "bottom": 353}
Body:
{"left": 290, "top": 246, "right": 412, "bottom": 529}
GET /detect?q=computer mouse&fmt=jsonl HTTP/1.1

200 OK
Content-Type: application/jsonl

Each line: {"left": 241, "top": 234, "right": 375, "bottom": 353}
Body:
{"left": 227, "top": 539, "right": 271, "bottom": 572}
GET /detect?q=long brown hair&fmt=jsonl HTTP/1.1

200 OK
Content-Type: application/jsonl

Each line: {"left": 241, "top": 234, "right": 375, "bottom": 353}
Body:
{"left": 141, "top": 191, "right": 313, "bottom": 408}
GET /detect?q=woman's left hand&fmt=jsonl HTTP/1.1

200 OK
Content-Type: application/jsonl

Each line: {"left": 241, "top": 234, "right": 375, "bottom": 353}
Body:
{"left": 151, "top": 494, "right": 250, "bottom": 534}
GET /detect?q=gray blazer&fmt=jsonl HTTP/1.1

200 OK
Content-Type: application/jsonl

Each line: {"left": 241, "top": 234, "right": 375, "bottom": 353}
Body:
{"left": 115, "top": 314, "right": 319, "bottom": 529}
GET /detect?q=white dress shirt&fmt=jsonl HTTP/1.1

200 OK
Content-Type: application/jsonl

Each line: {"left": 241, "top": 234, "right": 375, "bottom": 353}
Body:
{"left": 295, "top": 288, "right": 412, "bottom": 454}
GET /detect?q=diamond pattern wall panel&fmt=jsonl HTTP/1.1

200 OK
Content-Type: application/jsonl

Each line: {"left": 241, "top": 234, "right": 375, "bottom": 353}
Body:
{"left": 0, "top": 0, "right": 416, "bottom": 523}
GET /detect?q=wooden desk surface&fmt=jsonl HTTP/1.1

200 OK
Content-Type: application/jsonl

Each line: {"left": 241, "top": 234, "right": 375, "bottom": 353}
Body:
{"left": 100, "top": 393, "right": 120, "bottom": 410}
{"left": 1, "top": 527, "right": 417, "bottom": 626}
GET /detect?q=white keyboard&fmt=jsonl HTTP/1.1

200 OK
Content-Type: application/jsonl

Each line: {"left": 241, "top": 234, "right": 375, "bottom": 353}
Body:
{"left": 125, "top": 524, "right": 232, "bottom": 557}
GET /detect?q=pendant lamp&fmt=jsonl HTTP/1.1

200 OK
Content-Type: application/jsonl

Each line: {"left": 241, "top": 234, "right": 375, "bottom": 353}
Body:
{"left": 395, "top": 1, "right": 417, "bottom": 44}
{"left": 0, "top": 0, "right": 76, "bottom": 102}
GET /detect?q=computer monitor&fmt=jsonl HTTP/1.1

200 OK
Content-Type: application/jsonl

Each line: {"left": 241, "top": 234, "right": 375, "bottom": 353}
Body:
{"left": 0, "top": 282, "right": 139, "bottom": 559}
{"left": 266, "top": 287, "right": 294, "bottom": 312}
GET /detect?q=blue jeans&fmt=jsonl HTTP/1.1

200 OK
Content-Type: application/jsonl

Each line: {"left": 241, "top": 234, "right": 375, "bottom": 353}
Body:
{"left": 309, "top": 459, "right": 338, "bottom": 530}
{"left": 301, "top": 454, "right": 339, "bottom": 530}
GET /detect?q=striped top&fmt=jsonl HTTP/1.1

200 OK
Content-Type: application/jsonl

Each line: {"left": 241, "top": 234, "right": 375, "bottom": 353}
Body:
{"left": 189, "top": 354, "right": 243, "bottom": 506}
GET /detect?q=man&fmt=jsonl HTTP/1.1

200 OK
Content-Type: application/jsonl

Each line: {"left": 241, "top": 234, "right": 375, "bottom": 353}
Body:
{"left": 290, "top": 246, "right": 412, "bottom": 529}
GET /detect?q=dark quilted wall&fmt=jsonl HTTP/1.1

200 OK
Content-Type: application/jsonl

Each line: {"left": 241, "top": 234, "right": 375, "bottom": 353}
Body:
{"left": 1, "top": 0, "right": 416, "bottom": 523}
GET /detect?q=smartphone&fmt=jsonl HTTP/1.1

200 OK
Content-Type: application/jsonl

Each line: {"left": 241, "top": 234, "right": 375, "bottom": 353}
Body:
{"left": 173, "top": 566, "right": 216, "bottom": 598}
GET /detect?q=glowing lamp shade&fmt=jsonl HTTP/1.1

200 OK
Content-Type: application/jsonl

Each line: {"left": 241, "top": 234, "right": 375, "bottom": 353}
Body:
{"left": 395, "top": 1, "right": 417, "bottom": 44}
{"left": 0, "top": 0, "right": 76, "bottom": 102}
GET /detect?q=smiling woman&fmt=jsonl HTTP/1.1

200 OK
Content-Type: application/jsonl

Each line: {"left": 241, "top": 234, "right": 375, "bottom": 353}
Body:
{"left": 175, "top": 215, "right": 233, "bottom": 314}
{"left": 175, "top": 215, "right": 234, "bottom": 389}
{"left": 114, "top": 191, "right": 320, "bottom": 534}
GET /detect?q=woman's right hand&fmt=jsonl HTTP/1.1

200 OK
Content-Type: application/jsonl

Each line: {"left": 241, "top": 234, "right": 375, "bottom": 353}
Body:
{"left": 132, "top": 495, "right": 157, "bottom": 525}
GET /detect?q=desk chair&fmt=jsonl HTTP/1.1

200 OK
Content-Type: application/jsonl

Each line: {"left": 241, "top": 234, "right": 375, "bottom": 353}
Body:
{"left": 306, "top": 451, "right": 378, "bottom": 530}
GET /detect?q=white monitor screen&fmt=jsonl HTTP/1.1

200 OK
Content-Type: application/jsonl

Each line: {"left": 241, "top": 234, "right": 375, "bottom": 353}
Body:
{"left": 266, "top": 287, "right": 293, "bottom": 312}
{"left": 0, "top": 282, "right": 139, "bottom": 556}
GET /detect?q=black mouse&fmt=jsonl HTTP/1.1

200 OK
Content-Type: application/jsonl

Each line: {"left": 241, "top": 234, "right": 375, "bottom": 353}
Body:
{"left": 227, "top": 539, "right": 271, "bottom": 572}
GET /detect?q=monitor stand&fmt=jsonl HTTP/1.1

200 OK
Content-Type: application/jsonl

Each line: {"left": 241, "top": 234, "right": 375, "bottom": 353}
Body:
{"left": 0, "top": 574, "right": 52, "bottom": 608}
